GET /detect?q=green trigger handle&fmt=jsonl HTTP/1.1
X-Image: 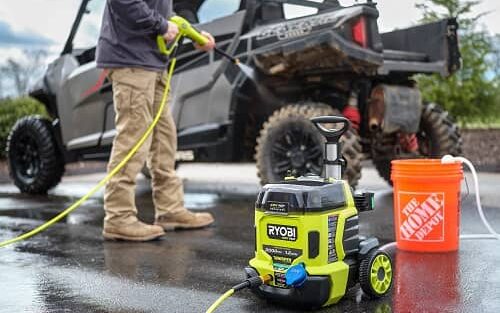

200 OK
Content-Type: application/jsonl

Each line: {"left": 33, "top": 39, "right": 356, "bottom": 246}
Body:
{"left": 157, "top": 34, "right": 181, "bottom": 56}
{"left": 157, "top": 16, "right": 209, "bottom": 56}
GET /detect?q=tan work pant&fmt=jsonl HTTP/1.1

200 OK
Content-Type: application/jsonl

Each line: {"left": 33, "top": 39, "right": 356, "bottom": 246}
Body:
{"left": 104, "top": 67, "right": 184, "bottom": 225}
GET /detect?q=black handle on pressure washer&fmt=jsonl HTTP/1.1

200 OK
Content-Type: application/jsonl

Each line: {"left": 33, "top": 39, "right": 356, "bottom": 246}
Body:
{"left": 310, "top": 116, "right": 350, "bottom": 143}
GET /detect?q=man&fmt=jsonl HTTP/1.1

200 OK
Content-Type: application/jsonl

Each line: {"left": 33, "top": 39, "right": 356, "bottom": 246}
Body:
{"left": 96, "top": 0, "right": 216, "bottom": 241}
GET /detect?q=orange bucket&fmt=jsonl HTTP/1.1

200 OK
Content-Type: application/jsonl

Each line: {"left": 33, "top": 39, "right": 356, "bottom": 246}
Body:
{"left": 391, "top": 159, "right": 463, "bottom": 252}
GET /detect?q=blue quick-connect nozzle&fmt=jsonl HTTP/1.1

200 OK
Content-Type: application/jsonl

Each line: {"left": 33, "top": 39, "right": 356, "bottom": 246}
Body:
{"left": 285, "top": 263, "right": 307, "bottom": 288}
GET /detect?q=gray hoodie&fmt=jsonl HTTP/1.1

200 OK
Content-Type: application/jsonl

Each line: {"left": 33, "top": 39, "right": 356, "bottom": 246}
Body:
{"left": 96, "top": 0, "right": 173, "bottom": 71}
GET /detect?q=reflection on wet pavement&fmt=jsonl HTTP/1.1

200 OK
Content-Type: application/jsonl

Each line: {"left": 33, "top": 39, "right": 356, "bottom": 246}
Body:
{"left": 394, "top": 251, "right": 461, "bottom": 312}
{"left": 0, "top": 177, "right": 499, "bottom": 312}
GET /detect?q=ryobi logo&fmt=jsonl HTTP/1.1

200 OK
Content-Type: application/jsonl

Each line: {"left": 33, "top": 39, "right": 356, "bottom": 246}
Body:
{"left": 267, "top": 224, "right": 297, "bottom": 241}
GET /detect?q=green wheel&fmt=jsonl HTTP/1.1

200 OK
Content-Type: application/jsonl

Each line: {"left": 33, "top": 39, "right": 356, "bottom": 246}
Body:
{"left": 359, "top": 249, "right": 393, "bottom": 298}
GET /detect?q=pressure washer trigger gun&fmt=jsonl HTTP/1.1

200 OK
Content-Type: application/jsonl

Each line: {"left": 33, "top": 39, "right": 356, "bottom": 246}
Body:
{"left": 157, "top": 16, "right": 241, "bottom": 65}
{"left": 310, "top": 116, "right": 350, "bottom": 181}
{"left": 157, "top": 15, "right": 209, "bottom": 56}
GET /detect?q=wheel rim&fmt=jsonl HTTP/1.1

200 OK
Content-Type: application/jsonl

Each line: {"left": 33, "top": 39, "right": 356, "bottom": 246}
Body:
{"left": 370, "top": 254, "right": 392, "bottom": 294}
{"left": 270, "top": 123, "right": 323, "bottom": 179}
{"left": 11, "top": 132, "right": 40, "bottom": 184}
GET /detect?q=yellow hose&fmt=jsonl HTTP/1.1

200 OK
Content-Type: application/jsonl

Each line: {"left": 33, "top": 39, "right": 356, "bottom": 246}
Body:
{"left": 0, "top": 58, "right": 177, "bottom": 248}
{"left": 205, "top": 289, "right": 235, "bottom": 313}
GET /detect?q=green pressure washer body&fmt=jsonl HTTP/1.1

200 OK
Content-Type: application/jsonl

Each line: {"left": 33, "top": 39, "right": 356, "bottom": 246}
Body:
{"left": 246, "top": 116, "right": 393, "bottom": 309}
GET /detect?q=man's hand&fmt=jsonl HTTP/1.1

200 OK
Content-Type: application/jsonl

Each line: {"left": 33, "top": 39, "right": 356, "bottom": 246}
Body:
{"left": 194, "top": 31, "right": 216, "bottom": 52}
{"left": 163, "top": 21, "right": 179, "bottom": 42}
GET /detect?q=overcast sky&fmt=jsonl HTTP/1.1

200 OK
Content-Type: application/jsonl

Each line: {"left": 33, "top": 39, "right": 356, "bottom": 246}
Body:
{"left": 0, "top": 0, "right": 498, "bottom": 65}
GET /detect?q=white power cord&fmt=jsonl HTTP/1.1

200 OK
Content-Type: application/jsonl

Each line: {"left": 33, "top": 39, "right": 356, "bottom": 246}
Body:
{"left": 441, "top": 155, "right": 499, "bottom": 240}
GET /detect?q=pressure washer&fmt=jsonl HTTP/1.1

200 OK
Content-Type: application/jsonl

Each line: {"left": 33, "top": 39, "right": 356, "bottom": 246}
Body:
{"left": 205, "top": 116, "right": 394, "bottom": 313}
{"left": 246, "top": 116, "right": 393, "bottom": 308}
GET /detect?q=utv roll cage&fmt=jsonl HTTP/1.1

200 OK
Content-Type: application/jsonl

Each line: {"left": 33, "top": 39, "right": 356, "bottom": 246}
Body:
{"left": 62, "top": 0, "right": 91, "bottom": 55}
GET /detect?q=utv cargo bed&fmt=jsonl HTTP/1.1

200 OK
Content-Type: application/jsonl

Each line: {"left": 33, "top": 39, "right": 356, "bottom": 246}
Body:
{"left": 250, "top": 14, "right": 459, "bottom": 78}
{"left": 378, "top": 18, "right": 460, "bottom": 77}
{"left": 250, "top": 6, "right": 383, "bottom": 76}
{"left": 253, "top": 28, "right": 383, "bottom": 76}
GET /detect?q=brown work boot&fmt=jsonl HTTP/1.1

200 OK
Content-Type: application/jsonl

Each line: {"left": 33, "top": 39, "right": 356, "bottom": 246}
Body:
{"left": 103, "top": 220, "right": 165, "bottom": 241}
{"left": 155, "top": 210, "right": 214, "bottom": 231}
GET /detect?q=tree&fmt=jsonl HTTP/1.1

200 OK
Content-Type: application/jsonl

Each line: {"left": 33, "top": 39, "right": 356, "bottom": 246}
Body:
{"left": 0, "top": 77, "right": 4, "bottom": 99}
{"left": 0, "top": 49, "right": 47, "bottom": 97}
{"left": 415, "top": 0, "right": 499, "bottom": 124}
{"left": 492, "top": 35, "right": 500, "bottom": 81}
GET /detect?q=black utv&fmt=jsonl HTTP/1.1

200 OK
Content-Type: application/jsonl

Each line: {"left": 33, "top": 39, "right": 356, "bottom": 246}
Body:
{"left": 7, "top": 0, "right": 461, "bottom": 194}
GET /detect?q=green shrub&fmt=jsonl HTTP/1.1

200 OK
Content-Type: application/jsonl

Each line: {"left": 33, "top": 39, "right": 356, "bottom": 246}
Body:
{"left": 0, "top": 97, "right": 48, "bottom": 158}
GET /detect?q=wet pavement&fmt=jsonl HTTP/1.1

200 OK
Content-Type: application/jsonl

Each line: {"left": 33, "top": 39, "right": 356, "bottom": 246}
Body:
{"left": 0, "top": 163, "right": 499, "bottom": 313}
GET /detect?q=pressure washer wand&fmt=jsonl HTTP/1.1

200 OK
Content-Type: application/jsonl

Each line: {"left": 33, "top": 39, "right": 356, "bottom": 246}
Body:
{"left": 159, "top": 16, "right": 240, "bottom": 64}
{"left": 214, "top": 47, "right": 240, "bottom": 64}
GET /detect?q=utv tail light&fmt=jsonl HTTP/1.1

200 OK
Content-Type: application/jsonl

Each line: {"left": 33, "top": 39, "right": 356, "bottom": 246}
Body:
{"left": 352, "top": 17, "right": 368, "bottom": 48}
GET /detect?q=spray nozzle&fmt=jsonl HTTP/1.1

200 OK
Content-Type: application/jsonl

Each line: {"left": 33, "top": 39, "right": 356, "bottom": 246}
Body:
{"left": 213, "top": 47, "right": 240, "bottom": 64}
